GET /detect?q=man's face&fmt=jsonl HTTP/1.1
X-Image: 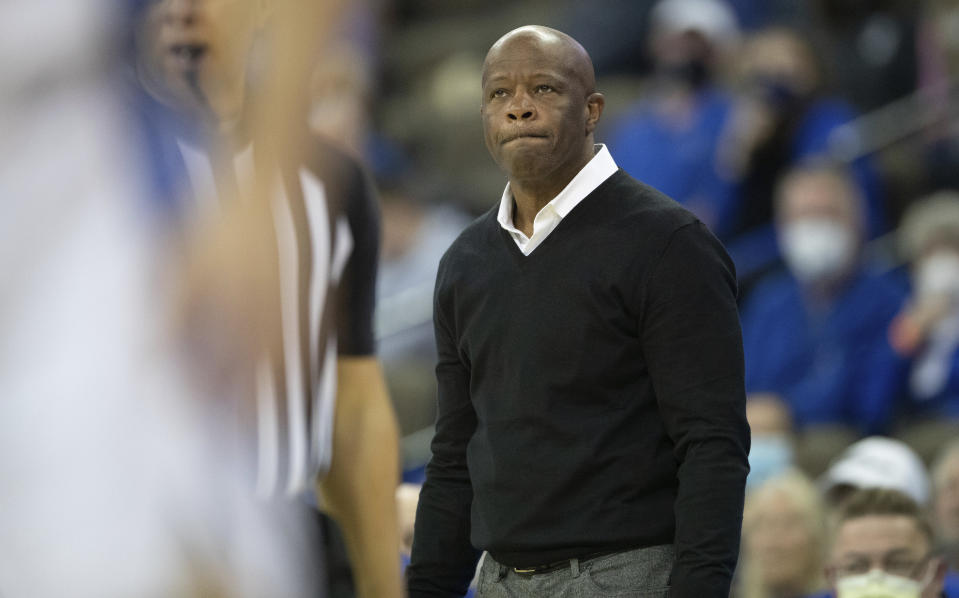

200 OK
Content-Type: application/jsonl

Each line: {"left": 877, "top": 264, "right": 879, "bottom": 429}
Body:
{"left": 779, "top": 173, "right": 858, "bottom": 230}
{"left": 154, "top": 0, "right": 259, "bottom": 108}
{"left": 829, "top": 515, "right": 942, "bottom": 598}
{"left": 480, "top": 36, "right": 598, "bottom": 184}
{"left": 775, "top": 172, "right": 862, "bottom": 284}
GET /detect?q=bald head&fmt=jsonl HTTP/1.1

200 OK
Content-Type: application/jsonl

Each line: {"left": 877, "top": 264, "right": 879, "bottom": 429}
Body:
{"left": 479, "top": 25, "right": 604, "bottom": 195}
{"left": 482, "top": 26, "right": 596, "bottom": 94}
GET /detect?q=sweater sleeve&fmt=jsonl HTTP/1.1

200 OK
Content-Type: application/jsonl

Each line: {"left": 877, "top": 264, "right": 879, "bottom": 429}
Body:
{"left": 407, "top": 252, "right": 481, "bottom": 597}
{"left": 639, "top": 221, "right": 751, "bottom": 598}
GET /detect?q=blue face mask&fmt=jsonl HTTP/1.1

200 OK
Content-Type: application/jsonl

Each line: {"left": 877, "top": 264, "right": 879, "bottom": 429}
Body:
{"left": 747, "top": 435, "right": 794, "bottom": 490}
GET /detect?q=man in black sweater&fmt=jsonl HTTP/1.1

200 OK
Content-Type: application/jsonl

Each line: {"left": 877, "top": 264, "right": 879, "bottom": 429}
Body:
{"left": 407, "top": 25, "right": 750, "bottom": 597}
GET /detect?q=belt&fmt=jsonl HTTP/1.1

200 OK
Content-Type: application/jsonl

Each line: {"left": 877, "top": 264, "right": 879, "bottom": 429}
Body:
{"left": 511, "top": 548, "right": 623, "bottom": 575}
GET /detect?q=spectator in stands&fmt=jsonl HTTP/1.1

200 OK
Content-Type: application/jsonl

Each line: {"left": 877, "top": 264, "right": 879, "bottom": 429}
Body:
{"left": 825, "top": 488, "right": 953, "bottom": 598}
{"left": 741, "top": 165, "right": 908, "bottom": 472}
{"left": 917, "top": 0, "right": 959, "bottom": 191}
{"left": 932, "top": 439, "right": 959, "bottom": 569}
{"left": 607, "top": 0, "right": 741, "bottom": 238}
{"left": 718, "top": 26, "right": 885, "bottom": 289}
{"left": 820, "top": 436, "right": 931, "bottom": 509}
{"left": 889, "top": 191, "right": 959, "bottom": 461}
{"left": 739, "top": 470, "right": 830, "bottom": 598}
{"left": 746, "top": 393, "right": 797, "bottom": 490}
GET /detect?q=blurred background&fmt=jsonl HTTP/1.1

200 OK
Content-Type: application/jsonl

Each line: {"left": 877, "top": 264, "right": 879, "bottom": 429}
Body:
{"left": 5, "top": 0, "right": 959, "bottom": 596}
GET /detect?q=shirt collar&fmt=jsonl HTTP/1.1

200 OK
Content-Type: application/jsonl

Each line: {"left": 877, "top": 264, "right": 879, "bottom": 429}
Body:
{"left": 496, "top": 144, "right": 618, "bottom": 231}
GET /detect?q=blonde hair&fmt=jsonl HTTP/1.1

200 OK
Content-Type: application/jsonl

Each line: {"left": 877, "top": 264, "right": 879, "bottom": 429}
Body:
{"left": 740, "top": 469, "right": 828, "bottom": 598}
{"left": 897, "top": 190, "right": 959, "bottom": 262}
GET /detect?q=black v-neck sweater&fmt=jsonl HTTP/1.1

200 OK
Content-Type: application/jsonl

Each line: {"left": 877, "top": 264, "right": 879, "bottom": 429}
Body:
{"left": 408, "top": 170, "right": 750, "bottom": 597}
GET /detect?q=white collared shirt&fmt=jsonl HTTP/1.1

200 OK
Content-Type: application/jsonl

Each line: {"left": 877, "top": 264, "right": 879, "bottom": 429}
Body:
{"left": 496, "top": 144, "right": 618, "bottom": 255}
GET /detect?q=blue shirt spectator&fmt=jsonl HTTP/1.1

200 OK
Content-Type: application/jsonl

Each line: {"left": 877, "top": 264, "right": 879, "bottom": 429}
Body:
{"left": 741, "top": 164, "right": 908, "bottom": 435}
{"left": 742, "top": 266, "right": 908, "bottom": 433}
{"left": 891, "top": 192, "right": 959, "bottom": 422}
{"left": 610, "top": 89, "right": 739, "bottom": 238}
{"left": 606, "top": 0, "right": 741, "bottom": 238}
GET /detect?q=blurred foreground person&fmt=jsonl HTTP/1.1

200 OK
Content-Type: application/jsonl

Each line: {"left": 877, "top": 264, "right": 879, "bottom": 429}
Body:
{"left": 0, "top": 0, "right": 335, "bottom": 595}
{"left": 825, "top": 488, "right": 953, "bottom": 598}
{"left": 140, "top": 0, "right": 403, "bottom": 596}
{"left": 408, "top": 25, "right": 749, "bottom": 598}
{"left": 739, "top": 470, "right": 829, "bottom": 598}
{"left": 741, "top": 164, "right": 907, "bottom": 473}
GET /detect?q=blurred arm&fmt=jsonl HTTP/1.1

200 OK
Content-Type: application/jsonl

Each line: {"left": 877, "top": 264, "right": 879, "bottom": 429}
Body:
{"left": 319, "top": 357, "right": 403, "bottom": 598}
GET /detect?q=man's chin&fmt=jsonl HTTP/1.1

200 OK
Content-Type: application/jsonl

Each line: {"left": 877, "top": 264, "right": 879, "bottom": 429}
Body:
{"left": 500, "top": 152, "right": 555, "bottom": 180}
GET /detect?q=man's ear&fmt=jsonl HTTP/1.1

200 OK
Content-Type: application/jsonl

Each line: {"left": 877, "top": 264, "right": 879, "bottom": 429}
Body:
{"left": 585, "top": 92, "right": 605, "bottom": 135}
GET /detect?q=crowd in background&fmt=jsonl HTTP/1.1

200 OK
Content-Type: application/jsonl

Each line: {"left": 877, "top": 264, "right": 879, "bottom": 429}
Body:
{"left": 346, "top": 0, "right": 959, "bottom": 595}
{"left": 4, "top": 0, "right": 959, "bottom": 595}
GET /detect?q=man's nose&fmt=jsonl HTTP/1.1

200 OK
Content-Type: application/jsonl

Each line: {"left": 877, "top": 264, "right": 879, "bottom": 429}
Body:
{"left": 163, "top": 0, "right": 200, "bottom": 25}
{"left": 507, "top": 93, "right": 535, "bottom": 120}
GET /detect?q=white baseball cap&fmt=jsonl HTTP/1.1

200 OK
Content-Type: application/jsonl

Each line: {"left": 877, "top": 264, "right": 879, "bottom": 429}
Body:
{"left": 650, "top": 0, "right": 740, "bottom": 46}
{"left": 819, "top": 436, "right": 931, "bottom": 505}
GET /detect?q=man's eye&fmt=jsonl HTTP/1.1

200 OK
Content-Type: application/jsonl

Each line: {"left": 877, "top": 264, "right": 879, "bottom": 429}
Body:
{"left": 537, "top": 84, "right": 553, "bottom": 93}
{"left": 839, "top": 561, "right": 869, "bottom": 576}
{"left": 491, "top": 89, "right": 507, "bottom": 99}
{"left": 885, "top": 560, "right": 919, "bottom": 577}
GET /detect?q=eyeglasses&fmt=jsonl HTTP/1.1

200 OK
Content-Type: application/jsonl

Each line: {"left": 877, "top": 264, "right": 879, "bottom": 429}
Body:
{"left": 834, "top": 552, "right": 933, "bottom": 580}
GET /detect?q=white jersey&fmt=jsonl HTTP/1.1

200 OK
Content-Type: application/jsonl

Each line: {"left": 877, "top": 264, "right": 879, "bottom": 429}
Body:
{"left": 0, "top": 1, "right": 322, "bottom": 595}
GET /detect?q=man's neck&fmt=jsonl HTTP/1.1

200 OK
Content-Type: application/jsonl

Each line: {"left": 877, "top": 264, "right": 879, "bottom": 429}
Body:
{"left": 509, "top": 180, "right": 567, "bottom": 237}
{"left": 509, "top": 145, "right": 595, "bottom": 237}
{"left": 186, "top": 68, "right": 247, "bottom": 139}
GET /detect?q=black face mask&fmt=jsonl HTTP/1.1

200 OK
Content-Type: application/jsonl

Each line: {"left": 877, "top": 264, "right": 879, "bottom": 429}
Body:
{"left": 747, "top": 75, "right": 808, "bottom": 113}
{"left": 659, "top": 57, "right": 711, "bottom": 90}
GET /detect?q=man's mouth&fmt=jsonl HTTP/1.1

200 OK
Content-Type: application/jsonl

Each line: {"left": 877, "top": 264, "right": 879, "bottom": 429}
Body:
{"left": 503, "top": 132, "right": 548, "bottom": 144}
{"left": 168, "top": 43, "right": 209, "bottom": 70}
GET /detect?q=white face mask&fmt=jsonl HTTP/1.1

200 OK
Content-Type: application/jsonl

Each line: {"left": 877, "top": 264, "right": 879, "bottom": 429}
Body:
{"left": 836, "top": 569, "right": 920, "bottom": 598}
{"left": 915, "top": 250, "right": 959, "bottom": 302}
{"left": 780, "top": 218, "right": 856, "bottom": 283}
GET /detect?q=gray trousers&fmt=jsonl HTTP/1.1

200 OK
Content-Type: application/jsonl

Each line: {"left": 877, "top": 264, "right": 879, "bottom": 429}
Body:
{"left": 476, "top": 544, "right": 674, "bottom": 597}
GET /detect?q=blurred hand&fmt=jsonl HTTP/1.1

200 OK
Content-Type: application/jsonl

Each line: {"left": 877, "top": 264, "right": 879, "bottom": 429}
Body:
{"left": 717, "top": 97, "right": 777, "bottom": 179}
{"left": 174, "top": 197, "right": 282, "bottom": 398}
{"left": 888, "top": 295, "right": 953, "bottom": 356}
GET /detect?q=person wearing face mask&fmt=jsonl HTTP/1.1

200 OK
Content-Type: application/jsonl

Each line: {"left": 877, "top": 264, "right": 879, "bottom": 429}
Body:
{"left": 718, "top": 27, "right": 886, "bottom": 300}
{"left": 825, "top": 487, "right": 956, "bottom": 598}
{"left": 607, "top": 0, "right": 742, "bottom": 239}
{"left": 741, "top": 164, "right": 909, "bottom": 473}
{"left": 888, "top": 192, "right": 959, "bottom": 463}
{"left": 746, "top": 393, "right": 798, "bottom": 490}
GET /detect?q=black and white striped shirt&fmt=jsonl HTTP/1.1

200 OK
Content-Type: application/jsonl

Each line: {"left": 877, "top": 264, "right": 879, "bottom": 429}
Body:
{"left": 176, "top": 134, "right": 379, "bottom": 498}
